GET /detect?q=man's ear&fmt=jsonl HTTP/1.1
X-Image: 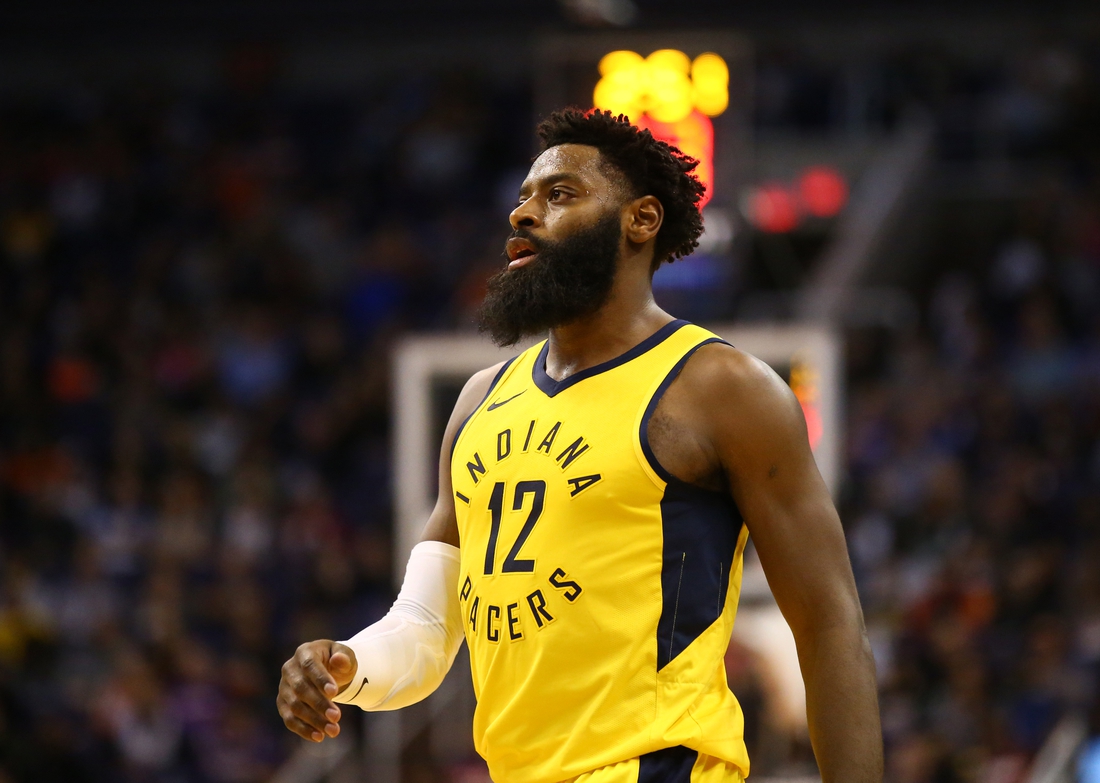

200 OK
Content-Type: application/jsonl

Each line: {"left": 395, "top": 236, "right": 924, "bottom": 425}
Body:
{"left": 624, "top": 195, "right": 663, "bottom": 245}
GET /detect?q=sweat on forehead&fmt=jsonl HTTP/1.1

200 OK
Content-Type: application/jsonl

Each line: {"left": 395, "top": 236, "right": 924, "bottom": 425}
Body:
{"left": 525, "top": 144, "right": 636, "bottom": 199}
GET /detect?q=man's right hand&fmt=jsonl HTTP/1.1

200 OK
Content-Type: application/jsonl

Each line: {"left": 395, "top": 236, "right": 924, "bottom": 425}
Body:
{"left": 277, "top": 640, "right": 357, "bottom": 742}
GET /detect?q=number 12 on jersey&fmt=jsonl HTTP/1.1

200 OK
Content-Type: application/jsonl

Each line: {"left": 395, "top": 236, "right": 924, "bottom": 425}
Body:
{"left": 484, "top": 480, "right": 545, "bottom": 576}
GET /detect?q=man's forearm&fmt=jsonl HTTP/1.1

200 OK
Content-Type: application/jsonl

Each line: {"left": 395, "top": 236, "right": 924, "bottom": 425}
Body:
{"left": 335, "top": 541, "right": 464, "bottom": 711}
{"left": 796, "top": 619, "right": 883, "bottom": 783}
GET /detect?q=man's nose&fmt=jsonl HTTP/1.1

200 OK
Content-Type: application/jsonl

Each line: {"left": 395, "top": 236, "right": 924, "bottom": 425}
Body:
{"left": 509, "top": 199, "right": 540, "bottom": 230}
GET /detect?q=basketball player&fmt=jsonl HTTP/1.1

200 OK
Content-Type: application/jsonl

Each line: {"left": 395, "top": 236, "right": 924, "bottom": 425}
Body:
{"left": 277, "top": 110, "right": 883, "bottom": 782}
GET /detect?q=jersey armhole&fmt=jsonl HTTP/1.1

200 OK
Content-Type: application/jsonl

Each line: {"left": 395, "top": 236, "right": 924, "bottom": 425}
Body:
{"left": 637, "top": 337, "right": 728, "bottom": 486}
{"left": 449, "top": 356, "right": 517, "bottom": 462}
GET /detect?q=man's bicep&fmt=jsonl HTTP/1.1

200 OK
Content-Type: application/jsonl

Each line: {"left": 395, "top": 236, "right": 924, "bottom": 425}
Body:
{"left": 419, "top": 362, "right": 508, "bottom": 547}
{"left": 740, "top": 466, "right": 858, "bottom": 637}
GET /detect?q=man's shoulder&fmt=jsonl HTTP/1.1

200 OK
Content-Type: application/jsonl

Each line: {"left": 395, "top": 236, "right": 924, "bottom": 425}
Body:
{"left": 457, "top": 360, "right": 510, "bottom": 406}
{"left": 676, "top": 340, "right": 801, "bottom": 433}
{"left": 681, "top": 340, "right": 780, "bottom": 396}
{"left": 439, "top": 359, "right": 517, "bottom": 465}
{"left": 469, "top": 359, "right": 511, "bottom": 390}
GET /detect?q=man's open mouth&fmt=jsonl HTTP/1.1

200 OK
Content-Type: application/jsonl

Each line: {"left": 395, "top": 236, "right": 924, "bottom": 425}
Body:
{"left": 505, "top": 237, "right": 539, "bottom": 269}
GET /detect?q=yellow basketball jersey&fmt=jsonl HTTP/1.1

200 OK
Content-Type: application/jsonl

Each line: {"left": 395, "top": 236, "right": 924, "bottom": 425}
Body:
{"left": 450, "top": 321, "right": 751, "bottom": 783}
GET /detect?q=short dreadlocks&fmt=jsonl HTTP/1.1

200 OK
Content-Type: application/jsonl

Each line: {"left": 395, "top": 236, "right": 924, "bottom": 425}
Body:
{"left": 536, "top": 108, "right": 706, "bottom": 267}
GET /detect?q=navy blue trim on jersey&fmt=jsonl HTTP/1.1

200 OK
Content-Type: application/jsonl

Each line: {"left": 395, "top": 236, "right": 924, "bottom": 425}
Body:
{"left": 656, "top": 480, "right": 743, "bottom": 670}
{"left": 531, "top": 319, "right": 690, "bottom": 398}
{"left": 637, "top": 335, "right": 743, "bottom": 671}
{"left": 638, "top": 745, "right": 698, "bottom": 783}
{"left": 638, "top": 337, "right": 725, "bottom": 483}
{"left": 449, "top": 357, "right": 517, "bottom": 461}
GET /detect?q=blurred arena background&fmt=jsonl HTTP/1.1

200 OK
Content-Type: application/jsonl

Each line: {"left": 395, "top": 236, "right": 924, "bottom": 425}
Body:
{"left": 1, "top": 1, "right": 1100, "bottom": 781}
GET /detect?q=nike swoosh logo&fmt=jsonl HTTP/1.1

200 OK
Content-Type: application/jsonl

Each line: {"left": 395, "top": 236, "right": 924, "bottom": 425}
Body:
{"left": 347, "top": 676, "right": 369, "bottom": 701}
{"left": 487, "top": 391, "right": 525, "bottom": 411}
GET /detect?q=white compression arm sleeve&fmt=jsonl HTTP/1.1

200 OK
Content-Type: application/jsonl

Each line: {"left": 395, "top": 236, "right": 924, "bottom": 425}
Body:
{"left": 333, "top": 540, "right": 464, "bottom": 711}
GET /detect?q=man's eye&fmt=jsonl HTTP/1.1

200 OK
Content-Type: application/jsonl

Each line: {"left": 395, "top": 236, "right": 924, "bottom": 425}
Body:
{"left": 549, "top": 188, "right": 564, "bottom": 200}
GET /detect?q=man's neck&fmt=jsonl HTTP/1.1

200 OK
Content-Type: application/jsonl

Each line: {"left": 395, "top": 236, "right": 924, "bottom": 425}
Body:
{"left": 543, "top": 272, "right": 674, "bottom": 383}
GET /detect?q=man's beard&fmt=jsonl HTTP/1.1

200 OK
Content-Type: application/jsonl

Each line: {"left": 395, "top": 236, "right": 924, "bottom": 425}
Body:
{"left": 477, "top": 213, "right": 621, "bottom": 347}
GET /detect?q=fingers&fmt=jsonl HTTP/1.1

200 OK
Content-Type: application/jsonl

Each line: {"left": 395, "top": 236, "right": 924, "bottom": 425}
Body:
{"left": 328, "top": 649, "right": 354, "bottom": 696}
{"left": 329, "top": 649, "right": 352, "bottom": 673}
{"left": 277, "top": 696, "right": 342, "bottom": 740}
{"left": 287, "top": 655, "right": 332, "bottom": 712}
{"left": 277, "top": 676, "right": 327, "bottom": 738}
{"left": 278, "top": 645, "right": 344, "bottom": 741}
{"left": 300, "top": 648, "right": 339, "bottom": 698}
{"left": 277, "top": 680, "right": 342, "bottom": 741}
{"left": 277, "top": 695, "right": 327, "bottom": 742}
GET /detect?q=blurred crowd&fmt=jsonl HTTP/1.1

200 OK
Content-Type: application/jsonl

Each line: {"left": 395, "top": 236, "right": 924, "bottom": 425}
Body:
{"left": 0, "top": 56, "right": 529, "bottom": 782}
{"left": 844, "top": 181, "right": 1100, "bottom": 781}
{"left": 840, "top": 47, "right": 1100, "bottom": 782}
{"left": 0, "top": 35, "right": 1098, "bottom": 783}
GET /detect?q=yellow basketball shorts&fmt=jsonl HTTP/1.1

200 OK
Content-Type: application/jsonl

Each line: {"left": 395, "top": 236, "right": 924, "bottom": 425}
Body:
{"left": 564, "top": 747, "right": 744, "bottom": 783}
